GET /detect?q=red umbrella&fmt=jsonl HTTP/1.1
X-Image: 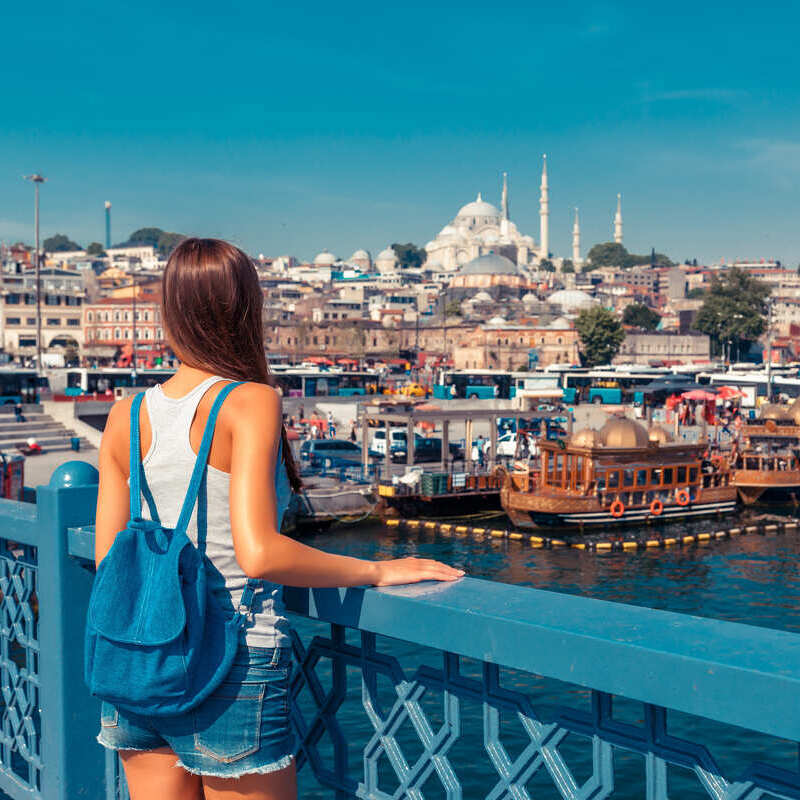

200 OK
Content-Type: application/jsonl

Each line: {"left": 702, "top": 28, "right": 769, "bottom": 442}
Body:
{"left": 716, "top": 385, "right": 744, "bottom": 400}
{"left": 681, "top": 390, "right": 717, "bottom": 401}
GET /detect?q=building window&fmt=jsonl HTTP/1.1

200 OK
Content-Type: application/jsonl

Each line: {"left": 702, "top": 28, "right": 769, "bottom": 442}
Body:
{"left": 46, "top": 318, "right": 61, "bottom": 326}
{"left": 67, "top": 318, "right": 80, "bottom": 326}
{"left": 45, "top": 295, "right": 61, "bottom": 306}
{"left": 87, "top": 311, "right": 94, "bottom": 322}
{"left": 114, "top": 328, "right": 121, "bottom": 339}
{"left": 114, "top": 311, "right": 120, "bottom": 322}
{"left": 19, "top": 337, "right": 36, "bottom": 347}
{"left": 25, "top": 295, "right": 35, "bottom": 305}
{"left": 5, "top": 294, "right": 20, "bottom": 304}
{"left": 26, "top": 317, "right": 35, "bottom": 325}
{"left": 6, "top": 317, "right": 20, "bottom": 325}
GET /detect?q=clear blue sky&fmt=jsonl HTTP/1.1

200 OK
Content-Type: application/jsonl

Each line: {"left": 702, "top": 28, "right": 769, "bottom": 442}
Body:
{"left": 2, "top": 0, "right": 799, "bottom": 265}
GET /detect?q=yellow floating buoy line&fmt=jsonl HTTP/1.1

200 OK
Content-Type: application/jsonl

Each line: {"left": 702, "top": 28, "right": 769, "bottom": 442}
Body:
{"left": 382, "top": 518, "right": 799, "bottom": 553}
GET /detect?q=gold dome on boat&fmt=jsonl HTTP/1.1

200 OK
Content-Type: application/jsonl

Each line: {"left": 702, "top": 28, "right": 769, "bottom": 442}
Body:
{"left": 570, "top": 428, "right": 603, "bottom": 448}
{"left": 599, "top": 417, "right": 650, "bottom": 449}
{"left": 759, "top": 403, "right": 790, "bottom": 421}
{"left": 787, "top": 398, "right": 800, "bottom": 425}
{"left": 648, "top": 425, "right": 674, "bottom": 444}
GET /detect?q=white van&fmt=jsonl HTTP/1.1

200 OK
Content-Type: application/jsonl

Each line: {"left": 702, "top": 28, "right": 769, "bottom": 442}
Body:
{"left": 369, "top": 428, "right": 407, "bottom": 457}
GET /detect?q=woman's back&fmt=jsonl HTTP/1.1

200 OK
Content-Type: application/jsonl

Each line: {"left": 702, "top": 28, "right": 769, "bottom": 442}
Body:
{"left": 139, "top": 375, "right": 291, "bottom": 647}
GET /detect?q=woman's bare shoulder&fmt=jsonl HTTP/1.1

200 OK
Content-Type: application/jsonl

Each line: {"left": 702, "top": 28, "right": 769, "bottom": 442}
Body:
{"left": 224, "top": 382, "right": 282, "bottom": 428}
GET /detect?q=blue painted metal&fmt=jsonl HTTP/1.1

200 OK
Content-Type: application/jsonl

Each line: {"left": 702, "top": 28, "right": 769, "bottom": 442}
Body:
{"left": 2, "top": 467, "right": 800, "bottom": 798}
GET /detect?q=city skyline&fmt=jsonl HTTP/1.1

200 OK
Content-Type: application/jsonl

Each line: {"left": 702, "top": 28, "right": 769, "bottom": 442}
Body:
{"left": 2, "top": 0, "right": 799, "bottom": 265}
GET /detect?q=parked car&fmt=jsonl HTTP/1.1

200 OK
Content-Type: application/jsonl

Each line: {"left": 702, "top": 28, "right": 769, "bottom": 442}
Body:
{"left": 398, "top": 382, "right": 429, "bottom": 398}
{"left": 392, "top": 435, "right": 451, "bottom": 464}
{"left": 496, "top": 431, "right": 517, "bottom": 458}
{"left": 299, "top": 438, "right": 362, "bottom": 468}
{"left": 369, "top": 428, "right": 408, "bottom": 457}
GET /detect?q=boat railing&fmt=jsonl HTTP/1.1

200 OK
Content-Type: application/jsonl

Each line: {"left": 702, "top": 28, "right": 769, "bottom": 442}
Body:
{"left": 3, "top": 462, "right": 800, "bottom": 799}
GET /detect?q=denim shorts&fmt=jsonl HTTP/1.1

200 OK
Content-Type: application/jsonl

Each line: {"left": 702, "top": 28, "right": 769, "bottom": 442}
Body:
{"left": 97, "top": 645, "right": 295, "bottom": 777}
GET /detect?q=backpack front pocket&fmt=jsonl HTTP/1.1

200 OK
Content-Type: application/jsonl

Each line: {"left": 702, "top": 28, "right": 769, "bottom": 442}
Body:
{"left": 192, "top": 680, "right": 265, "bottom": 762}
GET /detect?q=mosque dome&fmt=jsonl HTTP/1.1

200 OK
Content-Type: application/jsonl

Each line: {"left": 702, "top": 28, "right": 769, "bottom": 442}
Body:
{"left": 438, "top": 225, "right": 458, "bottom": 237}
{"left": 350, "top": 249, "right": 370, "bottom": 260}
{"left": 548, "top": 289, "right": 595, "bottom": 312}
{"left": 457, "top": 194, "right": 501, "bottom": 219}
{"left": 548, "top": 316, "right": 572, "bottom": 330}
{"left": 599, "top": 417, "right": 650, "bottom": 449}
{"left": 461, "top": 253, "right": 519, "bottom": 276}
{"left": 313, "top": 249, "right": 336, "bottom": 266}
{"left": 376, "top": 247, "right": 398, "bottom": 262}
{"left": 472, "top": 290, "right": 493, "bottom": 303}
{"left": 570, "top": 428, "right": 602, "bottom": 448}
{"left": 648, "top": 425, "right": 674, "bottom": 444}
{"left": 522, "top": 292, "right": 538, "bottom": 304}
{"left": 487, "top": 315, "right": 507, "bottom": 326}
{"left": 481, "top": 230, "right": 500, "bottom": 243}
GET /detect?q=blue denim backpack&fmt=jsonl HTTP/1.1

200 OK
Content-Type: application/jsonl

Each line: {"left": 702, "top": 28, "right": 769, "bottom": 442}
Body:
{"left": 84, "top": 381, "right": 264, "bottom": 716}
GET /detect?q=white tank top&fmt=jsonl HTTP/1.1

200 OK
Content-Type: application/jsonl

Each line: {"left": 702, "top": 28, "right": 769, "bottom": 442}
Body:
{"left": 139, "top": 376, "right": 291, "bottom": 648}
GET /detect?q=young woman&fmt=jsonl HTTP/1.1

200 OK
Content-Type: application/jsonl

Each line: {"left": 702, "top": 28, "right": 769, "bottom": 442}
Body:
{"left": 94, "top": 238, "right": 463, "bottom": 800}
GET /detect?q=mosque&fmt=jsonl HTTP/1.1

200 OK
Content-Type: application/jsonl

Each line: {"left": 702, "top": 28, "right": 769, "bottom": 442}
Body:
{"left": 423, "top": 156, "right": 554, "bottom": 271}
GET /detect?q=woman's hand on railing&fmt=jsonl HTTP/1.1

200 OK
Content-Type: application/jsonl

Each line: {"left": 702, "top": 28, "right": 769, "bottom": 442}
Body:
{"left": 373, "top": 558, "right": 465, "bottom": 586}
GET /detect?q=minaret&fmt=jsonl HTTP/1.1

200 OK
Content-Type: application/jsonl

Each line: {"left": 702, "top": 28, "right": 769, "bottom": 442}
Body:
{"left": 539, "top": 154, "right": 549, "bottom": 260}
{"left": 572, "top": 207, "right": 581, "bottom": 265}
{"left": 104, "top": 201, "right": 112, "bottom": 249}
{"left": 614, "top": 193, "right": 623, "bottom": 244}
{"left": 501, "top": 172, "right": 509, "bottom": 220}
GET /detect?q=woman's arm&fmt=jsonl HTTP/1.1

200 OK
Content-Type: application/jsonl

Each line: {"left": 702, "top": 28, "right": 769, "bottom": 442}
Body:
{"left": 228, "top": 384, "right": 464, "bottom": 587}
{"left": 95, "top": 398, "right": 135, "bottom": 564}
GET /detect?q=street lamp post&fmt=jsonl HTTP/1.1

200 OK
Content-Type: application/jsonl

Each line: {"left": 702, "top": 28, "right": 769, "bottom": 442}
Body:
{"left": 131, "top": 272, "right": 138, "bottom": 381}
{"left": 23, "top": 173, "right": 46, "bottom": 373}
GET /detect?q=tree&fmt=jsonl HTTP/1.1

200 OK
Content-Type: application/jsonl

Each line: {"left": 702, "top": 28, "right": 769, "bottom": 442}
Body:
{"left": 575, "top": 306, "right": 625, "bottom": 367}
{"left": 586, "top": 241, "right": 674, "bottom": 269}
{"left": 391, "top": 242, "right": 426, "bottom": 269}
{"left": 44, "top": 233, "right": 81, "bottom": 252}
{"left": 687, "top": 287, "right": 706, "bottom": 299}
{"left": 622, "top": 303, "right": 661, "bottom": 331}
{"left": 539, "top": 259, "right": 556, "bottom": 272}
{"left": 561, "top": 259, "right": 575, "bottom": 273}
{"left": 694, "top": 267, "right": 769, "bottom": 358}
{"left": 445, "top": 300, "right": 462, "bottom": 317}
{"left": 86, "top": 242, "right": 105, "bottom": 256}
{"left": 586, "top": 242, "right": 629, "bottom": 267}
{"left": 116, "top": 227, "right": 185, "bottom": 256}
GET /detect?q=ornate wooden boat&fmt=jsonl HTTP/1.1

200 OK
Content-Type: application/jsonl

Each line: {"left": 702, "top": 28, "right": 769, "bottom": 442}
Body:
{"left": 732, "top": 402, "right": 800, "bottom": 505}
{"left": 500, "top": 417, "right": 737, "bottom": 528}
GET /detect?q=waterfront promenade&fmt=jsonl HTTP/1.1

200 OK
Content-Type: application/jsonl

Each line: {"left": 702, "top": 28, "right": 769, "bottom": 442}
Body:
{"left": 1, "top": 462, "right": 799, "bottom": 799}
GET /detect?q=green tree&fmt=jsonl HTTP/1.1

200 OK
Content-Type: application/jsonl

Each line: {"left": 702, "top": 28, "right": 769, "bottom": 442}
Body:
{"left": 44, "top": 233, "right": 81, "bottom": 252}
{"left": 117, "top": 227, "right": 185, "bottom": 256}
{"left": 586, "top": 241, "right": 673, "bottom": 269}
{"left": 539, "top": 259, "right": 556, "bottom": 272}
{"left": 622, "top": 303, "right": 661, "bottom": 330}
{"left": 561, "top": 259, "right": 575, "bottom": 273}
{"left": 575, "top": 306, "right": 625, "bottom": 367}
{"left": 391, "top": 242, "right": 426, "bottom": 269}
{"left": 687, "top": 287, "right": 706, "bottom": 299}
{"left": 445, "top": 299, "right": 462, "bottom": 317}
{"left": 694, "top": 267, "right": 769, "bottom": 358}
{"left": 586, "top": 242, "right": 629, "bottom": 267}
{"left": 86, "top": 242, "right": 105, "bottom": 256}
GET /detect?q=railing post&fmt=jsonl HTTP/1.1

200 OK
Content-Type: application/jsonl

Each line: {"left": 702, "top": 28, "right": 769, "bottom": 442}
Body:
{"left": 36, "top": 462, "right": 102, "bottom": 800}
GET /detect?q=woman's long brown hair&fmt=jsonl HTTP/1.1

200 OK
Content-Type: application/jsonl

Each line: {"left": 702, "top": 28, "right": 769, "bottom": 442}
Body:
{"left": 162, "top": 237, "right": 302, "bottom": 491}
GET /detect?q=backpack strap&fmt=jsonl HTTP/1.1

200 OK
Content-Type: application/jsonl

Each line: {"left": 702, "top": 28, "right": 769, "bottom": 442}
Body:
{"left": 129, "top": 392, "right": 161, "bottom": 523}
{"left": 174, "top": 381, "right": 244, "bottom": 536}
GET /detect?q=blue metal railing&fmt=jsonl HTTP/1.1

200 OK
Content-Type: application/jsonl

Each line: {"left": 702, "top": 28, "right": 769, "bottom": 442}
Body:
{"left": 1, "top": 461, "right": 800, "bottom": 798}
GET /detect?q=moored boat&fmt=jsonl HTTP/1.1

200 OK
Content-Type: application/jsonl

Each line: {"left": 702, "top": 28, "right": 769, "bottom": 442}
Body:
{"left": 732, "top": 401, "right": 800, "bottom": 505}
{"left": 500, "top": 417, "right": 737, "bottom": 528}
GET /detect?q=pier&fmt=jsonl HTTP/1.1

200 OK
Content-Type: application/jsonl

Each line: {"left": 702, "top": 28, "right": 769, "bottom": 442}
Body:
{"left": 0, "top": 462, "right": 799, "bottom": 798}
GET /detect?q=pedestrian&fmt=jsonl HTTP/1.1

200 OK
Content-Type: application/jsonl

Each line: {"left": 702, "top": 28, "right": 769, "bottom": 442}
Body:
{"left": 350, "top": 422, "right": 357, "bottom": 442}
{"left": 477, "top": 436, "right": 486, "bottom": 468}
{"left": 327, "top": 410, "right": 336, "bottom": 438}
{"left": 91, "top": 237, "right": 463, "bottom": 800}
{"left": 14, "top": 401, "right": 25, "bottom": 423}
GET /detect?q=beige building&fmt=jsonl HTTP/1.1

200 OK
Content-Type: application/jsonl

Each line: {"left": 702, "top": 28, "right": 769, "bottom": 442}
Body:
{"left": 454, "top": 322, "right": 580, "bottom": 370}
{"left": 615, "top": 332, "right": 710, "bottom": 365}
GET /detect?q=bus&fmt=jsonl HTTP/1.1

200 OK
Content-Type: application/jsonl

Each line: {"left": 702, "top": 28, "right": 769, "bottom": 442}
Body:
{"left": 0, "top": 368, "right": 49, "bottom": 404}
{"left": 552, "top": 367, "right": 672, "bottom": 404}
{"left": 269, "top": 367, "right": 382, "bottom": 397}
{"left": 432, "top": 370, "right": 513, "bottom": 400}
{"left": 58, "top": 368, "right": 176, "bottom": 396}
